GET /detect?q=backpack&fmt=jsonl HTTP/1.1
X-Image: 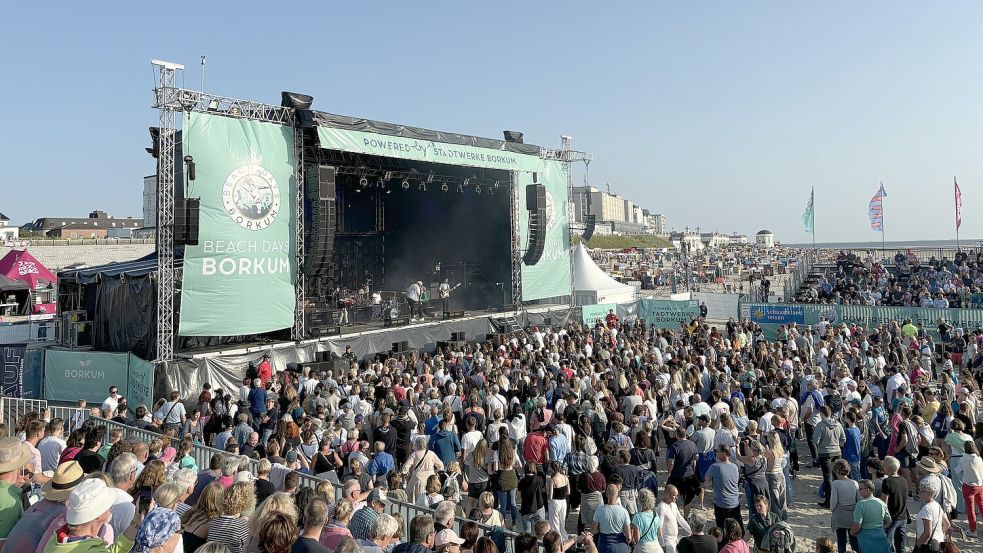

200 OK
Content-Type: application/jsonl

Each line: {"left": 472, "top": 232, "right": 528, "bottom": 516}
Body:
{"left": 901, "top": 421, "right": 919, "bottom": 455}
{"left": 933, "top": 473, "right": 958, "bottom": 515}
{"left": 761, "top": 520, "right": 796, "bottom": 553}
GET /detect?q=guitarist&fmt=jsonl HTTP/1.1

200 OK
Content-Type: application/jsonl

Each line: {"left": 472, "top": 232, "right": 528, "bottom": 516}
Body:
{"left": 439, "top": 279, "right": 451, "bottom": 314}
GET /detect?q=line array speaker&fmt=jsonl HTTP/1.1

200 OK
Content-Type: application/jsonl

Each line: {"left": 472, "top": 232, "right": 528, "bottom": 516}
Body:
{"left": 174, "top": 197, "right": 201, "bottom": 246}
{"left": 526, "top": 184, "right": 546, "bottom": 211}
{"left": 303, "top": 165, "right": 337, "bottom": 276}
{"left": 523, "top": 209, "right": 547, "bottom": 266}
{"left": 582, "top": 214, "right": 596, "bottom": 242}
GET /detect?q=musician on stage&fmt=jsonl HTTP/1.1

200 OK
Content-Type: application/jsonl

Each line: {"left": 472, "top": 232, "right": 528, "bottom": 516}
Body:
{"left": 371, "top": 291, "right": 382, "bottom": 320}
{"left": 407, "top": 280, "right": 424, "bottom": 321}
{"left": 439, "top": 279, "right": 451, "bottom": 314}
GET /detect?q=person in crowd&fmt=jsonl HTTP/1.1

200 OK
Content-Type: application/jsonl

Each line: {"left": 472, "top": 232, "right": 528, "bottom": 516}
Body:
{"left": 814, "top": 406, "right": 846, "bottom": 509}
{"left": 955, "top": 439, "right": 983, "bottom": 538}
{"left": 0, "top": 436, "right": 33, "bottom": 545}
{"left": 829, "top": 459, "right": 859, "bottom": 553}
{"left": 319, "top": 499, "right": 354, "bottom": 550}
{"left": 349, "top": 488, "right": 388, "bottom": 541}
{"left": 518, "top": 461, "right": 545, "bottom": 532}
{"left": 392, "top": 514, "right": 436, "bottom": 553}
{"left": 704, "top": 445, "right": 742, "bottom": 535}
{"left": 38, "top": 419, "right": 67, "bottom": 473}
{"left": 591, "top": 484, "right": 631, "bottom": 553}
{"left": 915, "top": 476, "right": 951, "bottom": 552}
{"left": 3, "top": 460, "right": 84, "bottom": 553}
{"left": 630, "top": 488, "right": 663, "bottom": 553}
{"left": 717, "top": 519, "right": 748, "bottom": 553}
{"left": 747, "top": 495, "right": 779, "bottom": 552}
{"left": 182, "top": 481, "right": 225, "bottom": 552}
{"left": 207, "top": 481, "right": 255, "bottom": 553}
{"left": 880, "top": 456, "right": 910, "bottom": 553}
{"left": 850, "top": 478, "right": 891, "bottom": 553}
{"left": 675, "top": 512, "right": 713, "bottom": 553}
{"left": 42, "top": 477, "right": 141, "bottom": 553}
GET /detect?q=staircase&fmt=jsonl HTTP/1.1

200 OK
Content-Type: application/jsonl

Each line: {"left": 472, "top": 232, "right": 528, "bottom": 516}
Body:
{"left": 496, "top": 315, "right": 527, "bottom": 338}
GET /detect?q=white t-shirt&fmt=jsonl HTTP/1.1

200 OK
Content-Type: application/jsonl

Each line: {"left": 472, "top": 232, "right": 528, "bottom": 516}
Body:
{"left": 917, "top": 501, "right": 946, "bottom": 544}
{"left": 102, "top": 395, "right": 120, "bottom": 415}
{"left": 37, "top": 436, "right": 66, "bottom": 472}
{"left": 461, "top": 430, "right": 483, "bottom": 464}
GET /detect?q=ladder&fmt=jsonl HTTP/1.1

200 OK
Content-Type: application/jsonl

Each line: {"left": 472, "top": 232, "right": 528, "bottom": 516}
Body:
{"left": 499, "top": 316, "right": 526, "bottom": 338}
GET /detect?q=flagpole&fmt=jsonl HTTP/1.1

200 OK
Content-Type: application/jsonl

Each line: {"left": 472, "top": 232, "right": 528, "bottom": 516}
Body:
{"left": 955, "top": 176, "right": 961, "bottom": 252}
{"left": 881, "top": 182, "right": 886, "bottom": 255}
{"left": 812, "top": 186, "right": 816, "bottom": 251}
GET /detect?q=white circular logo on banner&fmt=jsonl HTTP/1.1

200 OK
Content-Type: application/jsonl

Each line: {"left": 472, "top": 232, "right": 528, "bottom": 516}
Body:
{"left": 223, "top": 164, "right": 281, "bottom": 231}
{"left": 543, "top": 189, "right": 557, "bottom": 231}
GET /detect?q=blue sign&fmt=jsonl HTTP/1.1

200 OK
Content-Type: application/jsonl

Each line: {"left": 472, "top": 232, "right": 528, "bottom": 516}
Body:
{"left": 749, "top": 305, "right": 805, "bottom": 325}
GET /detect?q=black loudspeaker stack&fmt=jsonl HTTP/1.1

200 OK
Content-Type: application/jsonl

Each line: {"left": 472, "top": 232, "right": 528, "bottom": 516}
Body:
{"left": 174, "top": 198, "right": 201, "bottom": 246}
{"left": 583, "top": 214, "right": 596, "bottom": 242}
{"left": 303, "top": 166, "right": 337, "bottom": 276}
{"left": 523, "top": 184, "right": 547, "bottom": 266}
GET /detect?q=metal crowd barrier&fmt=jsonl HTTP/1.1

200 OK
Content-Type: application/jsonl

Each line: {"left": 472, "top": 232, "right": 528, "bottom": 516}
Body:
{"left": 94, "top": 417, "right": 517, "bottom": 552}
{"left": 1, "top": 397, "right": 91, "bottom": 432}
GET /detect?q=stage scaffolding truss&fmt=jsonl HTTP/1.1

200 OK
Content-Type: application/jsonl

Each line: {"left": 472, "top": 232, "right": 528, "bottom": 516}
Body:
{"left": 150, "top": 77, "right": 586, "bottom": 359}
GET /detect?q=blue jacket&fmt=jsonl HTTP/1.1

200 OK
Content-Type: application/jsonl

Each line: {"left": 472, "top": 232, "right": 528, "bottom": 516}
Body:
{"left": 843, "top": 426, "right": 862, "bottom": 463}
{"left": 248, "top": 387, "right": 267, "bottom": 414}
{"left": 429, "top": 429, "right": 461, "bottom": 465}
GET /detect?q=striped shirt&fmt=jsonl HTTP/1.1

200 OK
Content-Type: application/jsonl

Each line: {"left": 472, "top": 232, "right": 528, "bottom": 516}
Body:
{"left": 206, "top": 515, "right": 250, "bottom": 553}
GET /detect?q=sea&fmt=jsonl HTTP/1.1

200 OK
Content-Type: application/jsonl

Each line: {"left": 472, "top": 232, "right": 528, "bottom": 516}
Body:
{"left": 784, "top": 239, "right": 982, "bottom": 249}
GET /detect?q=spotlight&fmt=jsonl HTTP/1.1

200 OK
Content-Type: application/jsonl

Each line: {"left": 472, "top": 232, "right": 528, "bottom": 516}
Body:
{"left": 402, "top": 179, "right": 410, "bottom": 190}
{"left": 427, "top": 172, "right": 434, "bottom": 183}
{"left": 475, "top": 186, "right": 481, "bottom": 194}
{"left": 419, "top": 183, "right": 426, "bottom": 191}
{"left": 386, "top": 189, "right": 392, "bottom": 194}
{"left": 456, "top": 185, "right": 464, "bottom": 194}
{"left": 441, "top": 184, "right": 449, "bottom": 192}
{"left": 494, "top": 181, "right": 500, "bottom": 189}
{"left": 384, "top": 171, "right": 393, "bottom": 181}
{"left": 207, "top": 98, "right": 219, "bottom": 111}
{"left": 377, "top": 178, "right": 385, "bottom": 188}
{"left": 359, "top": 176, "right": 369, "bottom": 188}
{"left": 463, "top": 178, "right": 470, "bottom": 187}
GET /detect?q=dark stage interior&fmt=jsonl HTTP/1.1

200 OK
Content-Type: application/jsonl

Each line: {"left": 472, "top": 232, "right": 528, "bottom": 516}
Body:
{"left": 311, "top": 151, "right": 514, "bottom": 314}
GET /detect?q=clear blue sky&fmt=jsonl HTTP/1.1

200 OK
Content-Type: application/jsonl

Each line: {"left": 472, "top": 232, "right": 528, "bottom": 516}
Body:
{"left": 2, "top": 2, "right": 981, "bottom": 243}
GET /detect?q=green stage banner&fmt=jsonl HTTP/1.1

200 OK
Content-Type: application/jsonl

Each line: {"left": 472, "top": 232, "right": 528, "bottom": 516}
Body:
{"left": 44, "top": 350, "right": 129, "bottom": 403}
{"left": 317, "top": 127, "right": 544, "bottom": 173}
{"left": 639, "top": 299, "right": 700, "bottom": 329}
{"left": 126, "top": 354, "right": 154, "bottom": 409}
{"left": 582, "top": 303, "right": 617, "bottom": 326}
{"left": 519, "top": 160, "right": 572, "bottom": 301}
{"left": 179, "top": 112, "right": 296, "bottom": 336}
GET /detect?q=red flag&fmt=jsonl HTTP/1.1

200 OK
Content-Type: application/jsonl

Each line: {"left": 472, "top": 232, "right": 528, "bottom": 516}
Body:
{"left": 955, "top": 177, "right": 962, "bottom": 230}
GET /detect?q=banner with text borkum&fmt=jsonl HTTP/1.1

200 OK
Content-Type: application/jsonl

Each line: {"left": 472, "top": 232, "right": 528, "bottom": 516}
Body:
{"left": 179, "top": 112, "right": 296, "bottom": 336}
{"left": 519, "top": 160, "right": 572, "bottom": 301}
{"left": 638, "top": 299, "right": 700, "bottom": 329}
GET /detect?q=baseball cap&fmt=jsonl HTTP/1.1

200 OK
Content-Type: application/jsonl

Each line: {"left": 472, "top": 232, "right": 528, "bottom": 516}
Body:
{"left": 367, "top": 488, "right": 388, "bottom": 505}
{"left": 435, "top": 530, "right": 465, "bottom": 547}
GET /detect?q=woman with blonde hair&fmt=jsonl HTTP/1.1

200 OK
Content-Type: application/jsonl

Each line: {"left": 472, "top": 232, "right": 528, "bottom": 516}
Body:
{"left": 629, "top": 488, "right": 663, "bottom": 553}
{"left": 476, "top": 491, "right": 504, "bottom": 527}
{"left": 730, "top": 400, "right": 749, "bottom": 434}
{"left": 763, "top": 430, "right": 787, "bottom": 520}
{"left": 132, "top": 459, "right": 167, "bottom": 493}
{"left": 418, "top": 474, "right": 443, "bottom": 508}
{"left": 245, "top": 492, "right": 298, "bottom": 553}
{"left": 183, "top": 481, "right": 224, "bottom": 552}
{"left": 206, "top": 481, "right": 256, "bottom": 553}
{"left": 319, "top": 499, "right": 354, "bottom": 550}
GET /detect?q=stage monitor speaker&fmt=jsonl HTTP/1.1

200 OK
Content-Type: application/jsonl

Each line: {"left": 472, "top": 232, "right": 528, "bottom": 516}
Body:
{"left": 503, "top": 130, "right": 524, "bottom": 143}
{"left": 173, "top": 198, "right": 187, "bottom": 244}
{"left": 185, "top": 198, "right": 200, "bottom": 245}
{"left": 526, "top": 184, "right": 546, "bottom": 211}
{"left": 391, "top": 341, "right": 409, "bottom": 352}
{"left": 582, "top": 214, "right": 596, "bottom": 242}
{"left": 523, "top": 209, "right": 547, "bottom": 266}
{"left": 303, "top": 198, "right": 336, "bottom": 276}
{"left": 450, "top": 332, "right": 465, "bottom": 342}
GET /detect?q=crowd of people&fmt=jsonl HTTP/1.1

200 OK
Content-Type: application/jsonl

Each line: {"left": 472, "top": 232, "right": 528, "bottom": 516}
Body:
{"left": 0, "top": 309, "right": 982, "bottom": 553}
{"left": 795, "top": 250, "right": 983, "bottom": 308}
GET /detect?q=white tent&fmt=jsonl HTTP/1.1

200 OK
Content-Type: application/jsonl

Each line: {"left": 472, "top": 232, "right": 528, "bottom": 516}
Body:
{"left": 572, "top": 243, "right": 636, "bottom": 306}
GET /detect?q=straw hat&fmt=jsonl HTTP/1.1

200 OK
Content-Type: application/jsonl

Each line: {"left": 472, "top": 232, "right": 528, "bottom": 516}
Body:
{"left": 0, "top": 437, "right": 31, "bottom": 473}
{"left": 916, "top": 457, "right": 943, "bottom": 474}
{"left": 40, "top": 461, "right": 86, "bottom": 502}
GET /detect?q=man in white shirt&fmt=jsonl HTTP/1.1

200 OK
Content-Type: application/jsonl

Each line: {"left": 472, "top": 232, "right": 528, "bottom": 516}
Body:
{"left": 101, "top": 385, "right": 123, "bottom": 416}
{"left": 406, "top": 281, "right": 423, "bottom": 321}
{"left": 38, "top": 418, "right": 67, "bottom": 472}
{"left": 107, "top": 452, "right": 139, "bottom": 537}
{"left": 656, "top": 484, "right": 691, "bottom": 553}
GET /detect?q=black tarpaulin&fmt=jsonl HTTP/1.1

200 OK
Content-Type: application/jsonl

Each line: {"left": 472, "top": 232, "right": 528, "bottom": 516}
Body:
{"left": 0, "top": 274, "right": 28, "bottom": 291}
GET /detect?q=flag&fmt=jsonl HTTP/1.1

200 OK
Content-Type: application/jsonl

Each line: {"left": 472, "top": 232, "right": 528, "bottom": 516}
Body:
{"left": 869, "top": 182, "right": 886, "bottom": 232}
{"left": 802, "top": 187, "right": 814, "bottom": 233}
{"left": 955, "top": 177, "right": 962, "bottom": 231}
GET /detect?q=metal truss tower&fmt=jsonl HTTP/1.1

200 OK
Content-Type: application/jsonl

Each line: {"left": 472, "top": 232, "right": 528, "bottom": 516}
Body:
{"left": 152, "top": 60, "right": 183, "bottom": 362}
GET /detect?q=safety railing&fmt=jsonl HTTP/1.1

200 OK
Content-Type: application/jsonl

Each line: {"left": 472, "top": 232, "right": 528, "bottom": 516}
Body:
{"left": 95, "top": 417, "right": 518, "bottom": 552}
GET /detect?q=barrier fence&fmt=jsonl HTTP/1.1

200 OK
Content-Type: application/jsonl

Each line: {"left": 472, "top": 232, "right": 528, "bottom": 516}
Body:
{"left": 0, "top": 397, "right": 517, "bottom": 551}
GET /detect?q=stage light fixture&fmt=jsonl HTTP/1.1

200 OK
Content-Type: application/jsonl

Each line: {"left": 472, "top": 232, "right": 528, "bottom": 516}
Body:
{"left": 475, "top": 186, "right": 481, "bottom": 194}
{"left": 280, "top": 91, "right": 314, "bottom": 110}
{"left": 401, "top": 180, "right": 410, "bottom": 190}
{"left": 441, "top": 184, "right": 449, "bottom": 192}
{"left": 463, "top": 178, "right": 470, "bottom": 187}
{"left": 494, "top": 181, "right": 500, "bottom": 188}
{"left": 427, "top": 172, "right": 434, "bottom": 183}
{"left": 377, "top": 178, "right": 385, "bottom": 188}
{"left": 418, "top": 183, "right": 426, "bottom": 191}
{"left": 386, "top": 189, "right": 392, "bottom": 194}
{"left": 456, "top": 185, "right": 464, "bottom": 194}
{"left": 359, "top": 176, "right": 369, "bottom": 188}
{"left": 206, "top": 98, "right": 220, "bottom": 111}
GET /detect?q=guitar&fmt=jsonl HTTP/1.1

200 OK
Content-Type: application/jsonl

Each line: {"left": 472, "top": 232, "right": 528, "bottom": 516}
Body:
{"left": 439, "top": 283, "right": 462, "bottom": 299}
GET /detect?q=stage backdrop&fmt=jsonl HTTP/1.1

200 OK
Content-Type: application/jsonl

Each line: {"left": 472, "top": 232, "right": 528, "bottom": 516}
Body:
{"left": 582, "top": 303, "right": 616, "bottom": 326}
{"left": 179, "top": 112, "right": 296, "bottom": 336}
{"left": 518, "top": 160, "right": 573, "bottom": 301}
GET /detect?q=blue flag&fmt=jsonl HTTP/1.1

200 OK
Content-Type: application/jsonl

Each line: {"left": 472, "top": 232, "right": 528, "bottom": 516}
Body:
{"left": 802, "top": 187, "right": 814, "bottom": 234}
